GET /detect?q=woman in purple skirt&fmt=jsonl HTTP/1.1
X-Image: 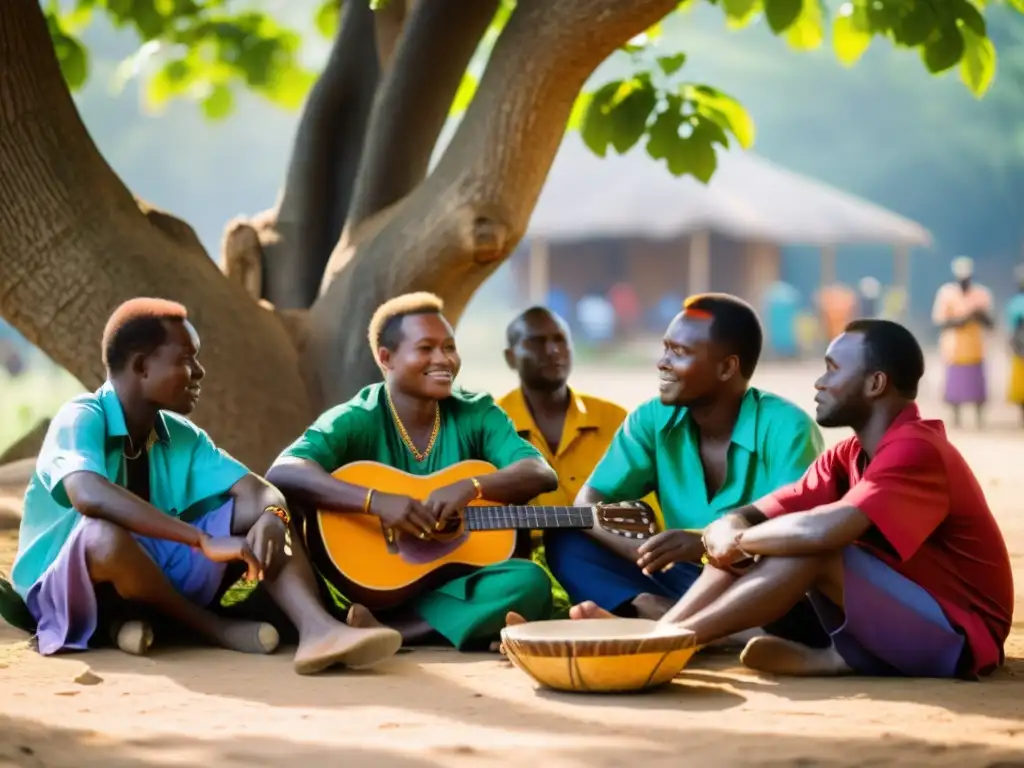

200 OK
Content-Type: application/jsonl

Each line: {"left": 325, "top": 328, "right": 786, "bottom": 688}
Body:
{"left": 931, "top": 256, "right": 993, "bottom": 428}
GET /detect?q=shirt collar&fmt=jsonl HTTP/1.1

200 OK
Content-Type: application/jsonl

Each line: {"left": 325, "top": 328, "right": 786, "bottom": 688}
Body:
{"left": 507, "top": 387, "right": 597, "bottom": 437}
{"left": 98, "top": 380, "right": 171, "bottom": 446}
{"left": 660, "top": 387, "right": 760, "bottom": 452}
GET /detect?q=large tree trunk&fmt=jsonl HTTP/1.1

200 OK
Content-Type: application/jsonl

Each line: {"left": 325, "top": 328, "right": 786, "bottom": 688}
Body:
{"left": 0, "top": 0, "right": 311, "bottom": 471}
{"left": 224, "top": 0, "right": 383, "bottom": 310}
{"left": 1, "top": 0, "right": 676, "bottom": 470}
{"left": 308, "top": 0, "right": 678, "bottom": 406}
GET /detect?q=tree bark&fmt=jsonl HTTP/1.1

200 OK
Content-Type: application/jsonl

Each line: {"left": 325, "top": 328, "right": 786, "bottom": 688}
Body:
{"left": 0, "top": 420, "right": 50, "bottom": 465}
{"left": 0, "top": 0, "right": 312, "bottom": 471}
{"left": 344, "top": 0, "right": 500, "bottom": 231}
{"left": 229, "top": 0, "right": 382, "bottom": 310}
{"left": 309, "top": 0, "right": 677, "bottom": 406}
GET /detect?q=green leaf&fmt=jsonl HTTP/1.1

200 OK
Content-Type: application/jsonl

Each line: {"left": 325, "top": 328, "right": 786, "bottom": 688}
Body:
{"left": 646, "top": 104, "right": 688, "bottom": 175}
{"left": 954, "top": 0, "right": 986, "bottom": 36}
{"left": 60, "top": 2, "right": 95, "bottom": 34}
{"left": 201, "top": 83, "right": 234, "bottom": 120}
{"left": 657, "top": 53, "right": 687, "bottom": 76}
{"left": 607, "top": 78, "right": 658, "bottom": 153}
{"left": 53, "top": 31, "right": 89, "bottom": 90}
{"left": 764, "top": 0, "right": 803, "bottom": 34}
{"left": 260, "top": 66, "right": 316, "bottom": 110}
{"left": 131, "top": 0, "right": 165, "bottom": 40}
{"left": 721, "top": 0, "right": 760, "bottom": 28}
{"left": 832, "top": 5, "right": 872, "bottom": 66}
{"left": 315, "top": 0, "right": 340, "bottom": 38}
{"left": 580, "top": 80, "right": 624, "bottom": 157}
{"left": 1009, "top": 0, "right": 1024, "bottom": 13}
{"left": 785, "top": 0, "right": 824, "bottom": 50}
{"left": 681, "top": 123, "right": 720, "bottom": 183}
{"left": 922, "top": 24, "right": 966, "bottom": 74}
{"left": 890, "top": 2, "right": 936, "bottom": 47}
{"left": 683, "top": 85, "right": 756, "bottom": 148}
{"left": 959, "top": 24, "right": 997, "bottom": 97}
{"left": 567, "top": 92, "right": 593, "bottom": 132}
{"left": 450, "top": 72, "right": 478, "bottom": 116}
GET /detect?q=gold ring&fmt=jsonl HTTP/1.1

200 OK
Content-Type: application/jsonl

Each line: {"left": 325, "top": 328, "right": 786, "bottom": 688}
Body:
{"left": 419, "top": 532, "right": 427, "bottom": 539}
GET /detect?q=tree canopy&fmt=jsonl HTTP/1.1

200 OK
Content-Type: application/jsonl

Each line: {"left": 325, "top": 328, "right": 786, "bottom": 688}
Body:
{"left": 46, "top": 0, "right": 1024, "bottom": 185}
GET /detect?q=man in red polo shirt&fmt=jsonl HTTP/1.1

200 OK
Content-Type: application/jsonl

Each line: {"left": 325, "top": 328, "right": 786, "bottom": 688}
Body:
{"left": 563, "top": 319, "right": 1013, "bottom": 678}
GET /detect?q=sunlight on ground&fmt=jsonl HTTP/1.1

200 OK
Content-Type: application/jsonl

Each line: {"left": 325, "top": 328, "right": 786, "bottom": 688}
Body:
{"left": 2, "top": 348, "right": 1024, "bottom": 767}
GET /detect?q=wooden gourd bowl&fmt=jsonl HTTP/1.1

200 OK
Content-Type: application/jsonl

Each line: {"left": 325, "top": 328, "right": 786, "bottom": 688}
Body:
{"left": 500, "top": 618, "right": 698, "bottom": 693}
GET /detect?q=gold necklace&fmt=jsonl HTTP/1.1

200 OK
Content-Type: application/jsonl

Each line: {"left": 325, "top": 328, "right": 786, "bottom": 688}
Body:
{"left": 386, "top": 389, "right": 440, "bottom": 462}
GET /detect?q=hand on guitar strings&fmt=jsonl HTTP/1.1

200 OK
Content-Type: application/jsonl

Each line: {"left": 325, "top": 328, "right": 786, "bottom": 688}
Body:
{"left": 370, "top": 491, "right": 437, "bottom": 539}
{"left": 424, "top": 480, "right": 478, "bottom": 530}
{"left": 635, "top": 530, "right": 705, "bottom": 576}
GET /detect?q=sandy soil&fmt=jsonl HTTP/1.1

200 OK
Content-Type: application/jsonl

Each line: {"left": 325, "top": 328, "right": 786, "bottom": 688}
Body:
{"left": 2, "top": 358, "right": 1024, "bottom": 767}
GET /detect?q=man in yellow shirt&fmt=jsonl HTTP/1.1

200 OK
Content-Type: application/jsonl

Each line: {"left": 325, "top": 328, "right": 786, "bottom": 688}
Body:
{"left": 497, "top": 307, "right": 650, "bottom": 515}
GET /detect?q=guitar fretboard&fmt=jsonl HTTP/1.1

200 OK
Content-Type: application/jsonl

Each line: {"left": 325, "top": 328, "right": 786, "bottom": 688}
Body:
{"left": 465, "top": 506, "right": 595, "bottom": 531}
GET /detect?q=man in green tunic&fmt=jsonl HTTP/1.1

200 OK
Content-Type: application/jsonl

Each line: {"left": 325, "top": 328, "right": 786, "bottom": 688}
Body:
{"left": 266, "top": 292, "right": 559, "bottom": 650}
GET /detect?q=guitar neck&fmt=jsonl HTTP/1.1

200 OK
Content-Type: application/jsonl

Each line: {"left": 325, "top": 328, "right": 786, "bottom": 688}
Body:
{"left": 465, "top": 505, "right": 595, "bottom": 531}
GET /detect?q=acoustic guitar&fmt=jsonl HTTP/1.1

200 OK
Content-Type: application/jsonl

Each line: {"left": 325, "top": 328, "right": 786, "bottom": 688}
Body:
{"left": 304, "top": 459, "right": 659, "bottom": 611}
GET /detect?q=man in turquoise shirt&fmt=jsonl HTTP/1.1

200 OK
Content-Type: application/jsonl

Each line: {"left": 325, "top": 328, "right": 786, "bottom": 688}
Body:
{"left": 9, "top": 298, "right": 401, "bottom": 674}
{"left": 542, "top": 293, "right": 829, "bottom": 645}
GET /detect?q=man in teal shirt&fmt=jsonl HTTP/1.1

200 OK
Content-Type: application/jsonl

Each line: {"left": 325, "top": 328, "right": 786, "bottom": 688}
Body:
{"left": 543, "top": 293, "right": 829, "bottom": 644}
{"left": 10, "top": 298, "right": 401, "bottom": 674}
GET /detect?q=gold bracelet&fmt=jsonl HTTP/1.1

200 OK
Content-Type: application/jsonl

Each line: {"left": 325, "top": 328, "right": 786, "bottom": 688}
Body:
{"left": 363, "top": 488, "right": 374, "bottom": 514}
{"left": 470, "top": 477, "right": 483, "bottom": 500}
{"left": 264, "top": 504, "right": 291, "bottom": 526}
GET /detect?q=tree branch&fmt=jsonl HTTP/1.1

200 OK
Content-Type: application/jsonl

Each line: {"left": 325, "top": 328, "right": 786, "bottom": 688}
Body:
{"left": 240, "top": 0, "right": 381, "bottom": 310}
{"left": 0, "top": 0, "right": 313, "bottom": 469}
{"left": 343, "top": 0, "right": 500, "bottom": 231}
{"left": 374, "top": 0, "right": 409, "bottom": 70}
{"left": 309, "top": 0, "right": 677, "bottom": 405}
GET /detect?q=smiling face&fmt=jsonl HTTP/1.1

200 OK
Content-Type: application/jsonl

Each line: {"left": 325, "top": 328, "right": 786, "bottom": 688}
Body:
{"left": 813, "top": 331, "right": 876, "bottom": 428}
{"left": 134, "top": 319, "right": 205, "bottom": 415}
{"left": 378, "top": 312, "right": 461, "bottom": 400}
{"left": 656, "top": 313, "right": 737, "bottom": 406}
{"left": 505, "top": 310, "right": 572, "bottom": 392}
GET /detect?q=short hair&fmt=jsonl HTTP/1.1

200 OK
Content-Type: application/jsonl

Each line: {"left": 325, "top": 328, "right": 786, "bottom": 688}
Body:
{"left": 505, "top": 306, "right": 564, "bottom": 347}
{"left": 844, "top": 318, "right": 925, "bottom": 399}
{"left": 681, "top": 293, "right": 763, "bottom": 379}
{"left": 367, "top": 292, "right": 444, "bottom": 360}
{"left": 101, "top": 298, "right": 188, "bottom": 373}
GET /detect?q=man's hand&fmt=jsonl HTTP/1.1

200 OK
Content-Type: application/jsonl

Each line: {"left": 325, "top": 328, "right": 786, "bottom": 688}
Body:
{"left": 247, "top": 512, "right": 288, "bottom": 581}
{"left": 425, "top": 480, "right": 477, "bottom": 528}
{"left": 199, "top": 535, "right": 262, "bottom": 582}
{"left": 635, "top": 530, "right": 704, "bottom": 575}
{"left": 701, "top": 515, "right": 750, "bottom": 567}
{"left": 371, "top": 492, "right": 436, "bottom": 538}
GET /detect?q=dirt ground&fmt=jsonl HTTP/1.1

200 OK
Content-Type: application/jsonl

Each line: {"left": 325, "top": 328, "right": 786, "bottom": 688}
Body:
{"left": 2, "top": 357, "right": 1023, "bottom": 767}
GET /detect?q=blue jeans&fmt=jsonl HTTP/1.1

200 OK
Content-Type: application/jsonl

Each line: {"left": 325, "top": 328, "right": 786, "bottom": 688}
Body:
{"left": 544, "top": 529, "right": 831, "bottom": 647}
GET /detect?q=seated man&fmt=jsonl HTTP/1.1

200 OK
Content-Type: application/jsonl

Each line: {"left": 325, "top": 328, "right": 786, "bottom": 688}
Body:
{"left": 265, "top": 292, "right": 559, "bottom": 651}
{"left": 11, "top": 299, "right": 401, "bottom": 674}
{"left": 543, "top": 294, "right": 829, "bottom": 645}
{"left": 570, "top": 320, "right": 1014, "bottom": 679}
{"left": 497, "top": 307, "right": 659, "bottom": 530}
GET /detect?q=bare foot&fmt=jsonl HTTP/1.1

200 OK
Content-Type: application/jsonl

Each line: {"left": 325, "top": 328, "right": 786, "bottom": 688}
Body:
{"left": 568, "top": 601, "right": 615, "bottom": 620}
{"left": 632, "top": 593, "right": 674, "bottom": 620}
{"left": 294, "top": 621, "right": 402, "bottom": 674}
{"left": 112, "top": 620, "right": 154, "bottom": 656}
{"left": 505, "top": 611, "right": 527, "bottom": 627}
{"left": 213, "top": 619, "right": 280, "bottom": 655}
{"left": 346, "top": 603, "right": 385, "bottom": 629}
{"left": 705, "top": 627, "right": 766, "bottom": 652}
{"left": 740, "top": 636, "right": 852, "bottom": 676}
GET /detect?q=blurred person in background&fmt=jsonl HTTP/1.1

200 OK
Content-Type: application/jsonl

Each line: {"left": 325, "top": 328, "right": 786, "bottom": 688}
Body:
{"left": 1004, "top": 264, "right": 1024, "bottom": 425}
{"left": 931, "top": 256, "right": 993, "bottom": 429}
